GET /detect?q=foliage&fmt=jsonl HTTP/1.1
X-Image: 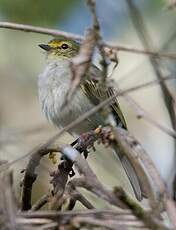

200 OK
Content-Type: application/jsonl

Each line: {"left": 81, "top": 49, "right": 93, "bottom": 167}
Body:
{"left": 0, "top": 0, "right": 81, "bottom": 25}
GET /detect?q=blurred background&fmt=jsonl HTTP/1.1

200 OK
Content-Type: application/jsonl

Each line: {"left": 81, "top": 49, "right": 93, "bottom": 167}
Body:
{"left": 0, "top": 0, "right": 176, "bottom": 207}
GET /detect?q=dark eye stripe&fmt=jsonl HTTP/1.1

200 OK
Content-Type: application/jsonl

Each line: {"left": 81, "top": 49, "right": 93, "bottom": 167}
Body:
{"left": 61, "top": 43, "right": 69, "bottom": 49}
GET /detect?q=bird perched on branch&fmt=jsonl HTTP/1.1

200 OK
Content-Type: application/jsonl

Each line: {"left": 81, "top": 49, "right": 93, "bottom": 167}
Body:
{"left": 38, "top": 37, "right": 145, "bottom": 201}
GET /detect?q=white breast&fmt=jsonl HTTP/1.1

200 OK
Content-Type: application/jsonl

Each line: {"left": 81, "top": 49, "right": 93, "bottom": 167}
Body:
{"left": 38, "top": 60, "right": 96, "bottom": 134}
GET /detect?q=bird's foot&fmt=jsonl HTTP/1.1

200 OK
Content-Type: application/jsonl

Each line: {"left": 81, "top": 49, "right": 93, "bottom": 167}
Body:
{"left": 76, "top": 130, "right": 97, "bottom": 156}
{"left": 95, "top": 126, "right": 114, "bottom": 147}
{"left": 49, "top": 152, "right": 57, "bottom": 164}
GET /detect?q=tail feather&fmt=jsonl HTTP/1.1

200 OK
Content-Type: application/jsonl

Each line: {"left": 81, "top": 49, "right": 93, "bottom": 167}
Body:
{"left": 114, "top": 148, "right": 146, "bottom": 201}
{"left": 121, "top": 155, "right": 143, "bottom": 201}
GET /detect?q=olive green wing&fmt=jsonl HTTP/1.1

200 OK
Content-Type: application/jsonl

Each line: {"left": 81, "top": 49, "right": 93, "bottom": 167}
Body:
{"left": 81, "top": 65, "right": 127, "bottom": 129}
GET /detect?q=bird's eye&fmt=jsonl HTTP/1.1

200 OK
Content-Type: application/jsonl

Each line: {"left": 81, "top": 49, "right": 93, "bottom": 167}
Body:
{"left": 61, "top": 43, "right": 69, "bottom": 49}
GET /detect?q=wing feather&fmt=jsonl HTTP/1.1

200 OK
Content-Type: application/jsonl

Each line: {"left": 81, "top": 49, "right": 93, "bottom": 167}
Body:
{"left": 81, "top": 65, "right": 127, "bottom": 128}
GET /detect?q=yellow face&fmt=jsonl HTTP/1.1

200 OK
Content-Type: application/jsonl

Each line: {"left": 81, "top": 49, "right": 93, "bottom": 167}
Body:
{"left": 39, "top": 37, "right": 80, "bottom": 59}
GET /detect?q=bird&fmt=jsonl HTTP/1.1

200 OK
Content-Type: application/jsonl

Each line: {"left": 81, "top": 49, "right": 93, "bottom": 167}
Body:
{"left": 38, "top": 37, "right": 144, "bottom": 201}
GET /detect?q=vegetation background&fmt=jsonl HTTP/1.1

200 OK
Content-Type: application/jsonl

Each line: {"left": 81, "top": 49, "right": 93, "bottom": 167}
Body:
{"left": 0, "top": 0, "right": 175, "bottom": 207}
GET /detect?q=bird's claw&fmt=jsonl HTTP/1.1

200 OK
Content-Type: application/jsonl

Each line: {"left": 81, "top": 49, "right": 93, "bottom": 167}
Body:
{"left": 49, "top": 152, "right": 57, "bottom": 164}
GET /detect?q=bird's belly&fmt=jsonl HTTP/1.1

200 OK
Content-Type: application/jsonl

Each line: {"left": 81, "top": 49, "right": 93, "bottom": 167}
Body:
{"left": 42, "top": 87, "right": 98, "bottom": 135}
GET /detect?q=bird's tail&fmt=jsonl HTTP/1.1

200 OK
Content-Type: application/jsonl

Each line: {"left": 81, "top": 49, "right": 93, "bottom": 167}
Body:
{"left": 114, "top": 149, "right": 147, "bottom": 201}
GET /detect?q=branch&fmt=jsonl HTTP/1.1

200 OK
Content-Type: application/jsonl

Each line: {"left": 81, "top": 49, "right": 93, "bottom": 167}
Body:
{"left": 126, "top": 0, "right": 176, "bottom": 129}
{"left": 126, "top": 0, "right": 176, "bottom": 204}
{"left": 31, "top": 193, "right": 50, "bottom": 211}
{"left": 0, "top": 21, "right": 83, "bottom": 40}
{"left": 21, "top": 146, "right": 60, "bottom": 211}
{"left": 167, "top": 0, "right": 176, "bottom": 9}
{"left": 87, "top": 0, "right": 109, "bottom": 85}
{"left": 123, "top": 93, "right": 176, "bottom": 138}
{"left": 0, "top": 171, "right": 18, "bottom": 229}
{"left": 61, "top": 144, "right": 171, "bottom": 230}
{"left": 19, "top": 209, "right": 148, "bottom": 229}
{"left": 1, "top": 21, "right": 176, "bottom": 60}
{"left": 63, "top": 28, "right": 97, "bottom": 106}
{"left": 23, "top": 129, "right": 101, "bottom": 211}
{"left": 62, "top": 183, "right": 95, "bottom": 210}
{"left": 113, "top": 127, "right": 176, "bottom": 227}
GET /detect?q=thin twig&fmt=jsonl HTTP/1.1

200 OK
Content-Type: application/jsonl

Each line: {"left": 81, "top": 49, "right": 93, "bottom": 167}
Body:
{"left": 122, "top": 92, "right": 176, "bottom": 139}
{"left": 65, "top": 183, "right": 95, "bottom": 210}
{"left": 19, "top": 209, "right": 144, "bottom": 226}
{"left": 31, "top": 194, "right": 50, "bottom": 211}
{"left": 0, "top": 21, "right": 83, "bottom": 40}
{"left": 0, "top": 171, "right": 18, "bottom": 229}
{"left": 113, "top": 127, "right": 176, "bottom": 228}
{"left": 106, "top": 42, "right": 176, "bottom": 60}
{"left": 21, "top": 147, "right": 59, "bottom": 211}
{"left": 64, "top": 28, "right": 97, "bottom": 106}
{"left": 71, "top": 216, "right": 146, "bottom": 229}
{"left": 126, "top": 0, "right": 176, "bottom": 203}
{"left": 87, "top": 0, "right": 110, "bottom": 90}
{"left": 0, "top": 21, "right": 176, "bottom": 60}
{"left": 126, "top": 0, "right": 176, "bottom": 130}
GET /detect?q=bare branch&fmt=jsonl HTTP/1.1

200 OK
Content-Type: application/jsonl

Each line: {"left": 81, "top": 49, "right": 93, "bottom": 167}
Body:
{"left": 113, "top": 127, "right": 176, "bottom": 227}
{"left": 62, "top": 183, "right": 95, "bottom": 210}
{"left": 125, "top": 0, "right": 176, "bottom": 131}
{"left": 21, "top": 146, "right": 60, "bottom": 211}
{"left": 123, "top": 94, "right": 176, "bottom": 139}
{"left": 0, "top": 171, "right": 18, "bottom": 229}
{"left": 106, "top": 42, "right": 176, "bottom": 60}
{"left": 19, "top": 209, "right": 148, "bottom": 229}
{"left": 31, "top": 194, "right": 50, "bottom": 211}
{"left": 63, "top": 29, "right": 97, "bottom": 106}
{"left": 0, "top": 21, "right": 176, "bottom": 60}
{"left": 62, "top": 144, "right": 171, "bottom": 230}
{"left": 0, "top": 21, "right": 83, "bottom": 40}
{"left": 166, "top": 0, "right": 176, "bottom": 9}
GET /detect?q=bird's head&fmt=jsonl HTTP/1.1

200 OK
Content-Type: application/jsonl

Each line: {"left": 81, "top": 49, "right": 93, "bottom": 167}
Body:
{"left": 39, "top": 37, "right": 80, "bottom": 60}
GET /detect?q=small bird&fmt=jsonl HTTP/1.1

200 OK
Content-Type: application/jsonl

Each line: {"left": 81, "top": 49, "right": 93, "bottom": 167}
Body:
{"left": 38, "top": 37, "right": 144, "bottom": 201}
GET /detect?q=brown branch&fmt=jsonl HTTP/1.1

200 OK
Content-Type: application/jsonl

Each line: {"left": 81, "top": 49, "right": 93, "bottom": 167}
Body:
{"left": 18, "top": 124, "right": 175, "bottom": 229}
{"left": 113, "top": 187, "right": 171, "bottom": 230}
{"left": 61, "top": 146, "right": 126, "bottom": 209}
{"left": 86, "top": 0, "right": 112, "bottom": 85}
{"left": 167, "top": 0, "right": 176, "bottom": 9}
{"left": 31, "top": 194, "right": 50, "bottom": 211}
{"left": 53, "top": 183, "right": 95, "bottom": 211}
{"left": 113, "top": 127, "right": 176, "bottom": 228}
{"left": 64, "top": 28, "right": 97, "bottom": 106}
{"left": 0, "top": 171, "right": 18, "bottom": 229}
{"left": 65, "top": 183, "right": 95, "bottom": 210}
{"left": 21, "top": 147, "right": 59, "bottom": 211}
{"left": 1, "top": 21, "right": 176, "bottom": 60}
{"left": 126, "top": 0, "right": 176, "bottom": 206}
{"left": 47, "top": 161, "right": 72, "bottom": 211}
{"left": 0, "top": 21, "right": 83, "bottom": 40}
{"left": 123, "top": 94, "right": 176, "bottom": 138}
{"left": 126, "top": 0, "right": 176, "bottom": 130}
{"left": 22, "top": 129, "right": 100, "bottom": 212}
{"left": 107, "top": 42, "right": 176, "bottom": 60}
{"left": 71, "top": 216, "right": 146, "bottom": 229}
{"left": 19, "top": 209, "right": 144, "bottom": 228}
{"left": 61, "top": 145, "right": 171, "bottom": 230}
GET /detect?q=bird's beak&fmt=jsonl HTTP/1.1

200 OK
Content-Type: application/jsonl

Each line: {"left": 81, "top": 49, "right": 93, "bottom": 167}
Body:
{"left": 38, "top": 44, "right": 51, "bottom": 51}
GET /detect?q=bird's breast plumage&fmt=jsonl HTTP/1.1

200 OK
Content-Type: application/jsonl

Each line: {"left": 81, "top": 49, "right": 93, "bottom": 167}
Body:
{"left": 38, "top": 60, "right": 98, "bottom": 134}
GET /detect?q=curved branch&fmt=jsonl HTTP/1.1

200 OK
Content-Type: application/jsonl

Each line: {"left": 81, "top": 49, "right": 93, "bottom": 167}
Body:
{"left": 0, "top": 22, "right": 176, "bottom": 59}
{"left": 21, "top": 147, "right": 59, "bottom": 211}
